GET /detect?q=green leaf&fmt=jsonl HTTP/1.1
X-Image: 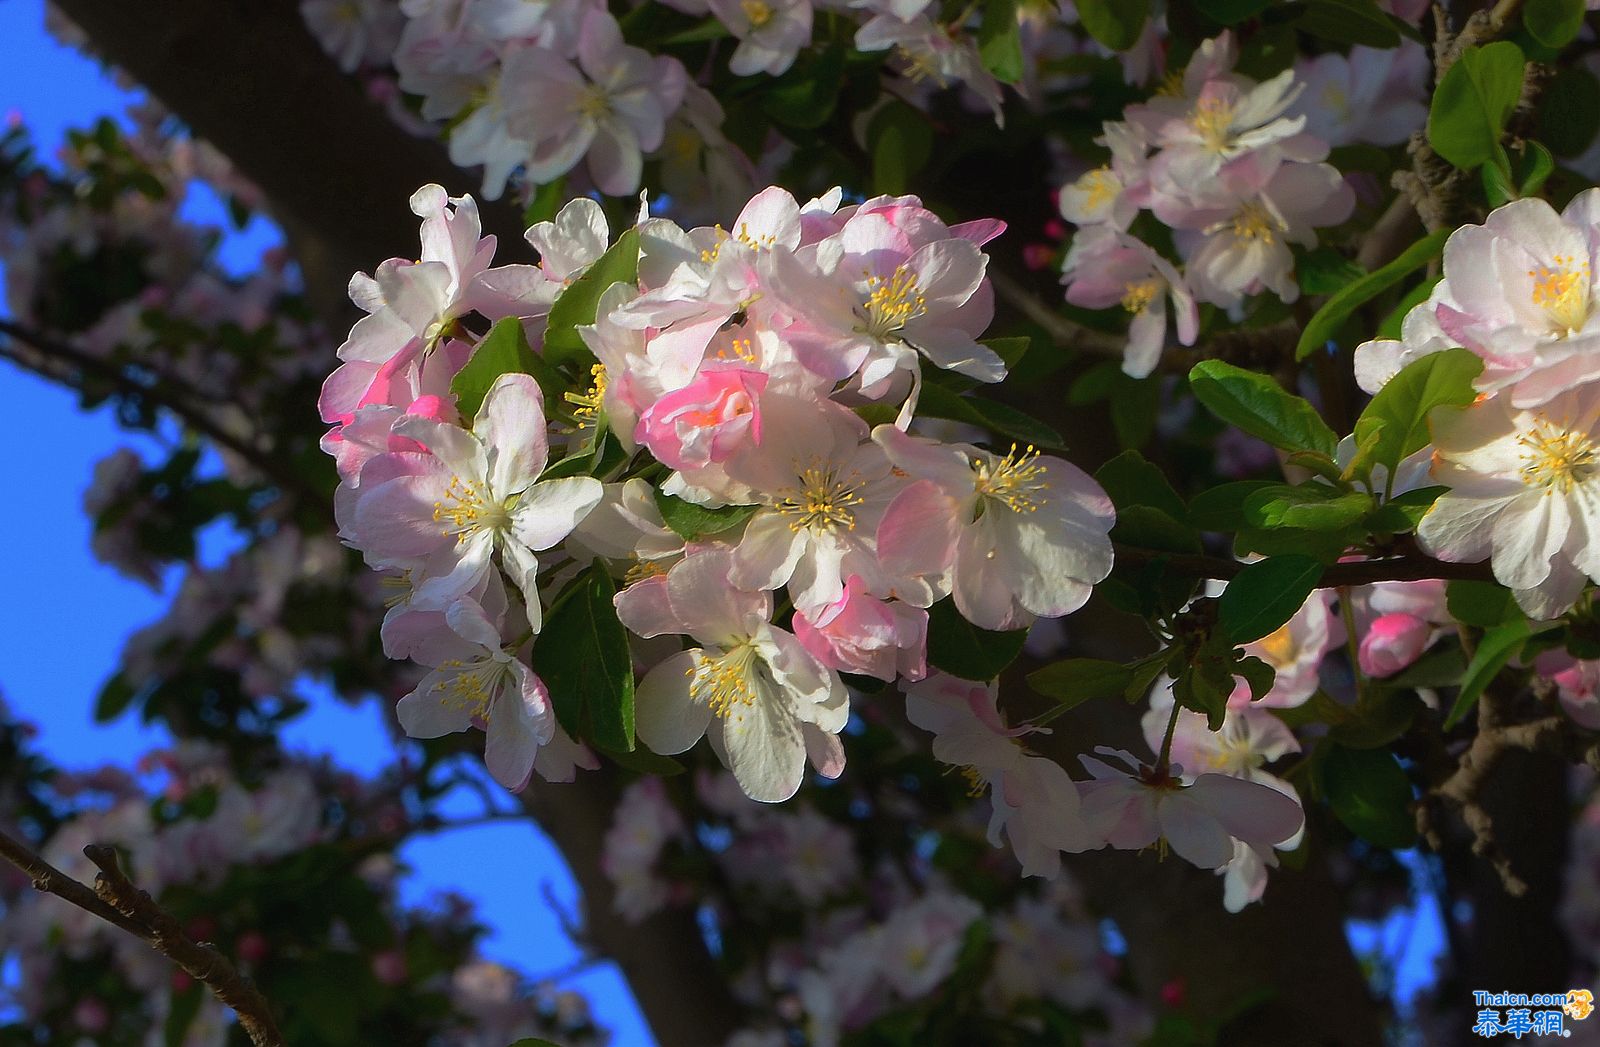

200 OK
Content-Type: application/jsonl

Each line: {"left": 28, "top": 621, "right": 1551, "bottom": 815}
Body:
{"left": 1524, "top": 0, "right": 1586, "bottom": 49}
{"left": 1188, "top": 360, "right": 1338, "bottom": 457}
{"left": 1377, "top": 275, "right": 1442, "bottom": 340}
{"left": 1295, "top": 229, "right": 1452, "bottom": 358}
{"left": 1293, "top": 0, "right": 1402, "bottom": 47}
{"left": 652, "top": 491, "right": 758, "bottom": 541}
{"left": 1330, "top": 689, "right": 1421, "bottom": 748}
{"left": 1235, "top": 655, "right": 1277, "bottom": 703}
{"left": 660, "top": 17, "right": 733, "bottom": 44}
{"left": 764, "top": 45, "right": 846, "bottom": 129}
{"left": 1427, "top": 41, "right": 1526, "bottom": 171}
{"left": 1192, "top": 0, "right": 1273, "bottom": 24}
{"left": 1297, "top": 246, "right": 1367, "bottom": 296}
{"left": 1188, "top": 481, "right": 1277, "bottom": 531}
{"left": 1028, "top": 658, "right": 1135, "bottom": 708}
{"left": 1094, "top": 450, "right": 1187, "bottom": 521}
{"left": 95, "top": 673, "right": 138, "bottom": 723}
{"left": 544, "top": 227, "right": 640, "bottom": 367}
{"left": 1243, "top": 484, "right": 1371, "bottom": 531}
{"left": 1075, "top": 0, "right": 1148, "bottom": 51}
{"left": 983, "top": 336, "right": 1031, "bottom": 369}
{"left": 926, "top": 599, "right": 1029, "bottom": 681}
{"left": 917, "top": 382, "right": 1064, "bottom": 450}
{"left": 535, "top": 564, "right": 636, "bottom": 750}
{"left": 1366, "top": 485, "right": 1446, "bottom": 533}
{"left": 1446, "top": 579, "right": 1519, "bottom": 628}
{"left": 1516, "top": 140, "right": 1557, "bottom": 197}
{"left": 1112, "top": 505, "right": 1203, "bottom": 554}
{"left": 1539, "top": 65, "right": 1600, "bottom": 156}
{"left": 1481, "top": 154, "right": 1518, "bottom": 206}
{"left": 1445, "top": 616, "right": 1531, "bottom": 729}
{"left": 1352, "top": 348, "right": 1483, "bottom": 475}
{"left": 869, "top": 101, "right": 934, "bottom": 197}
{"left": 977, "top": 0, "right": 1025, "bottom": 82}
{"left": 1322, "top": 744, "right": 1417, "bottom": 848}
{"left": 1218, "top": 555, "right": 1325, "bottom": 644}
{"left": 450, "top": 317, "right": 542, "bottom": 425}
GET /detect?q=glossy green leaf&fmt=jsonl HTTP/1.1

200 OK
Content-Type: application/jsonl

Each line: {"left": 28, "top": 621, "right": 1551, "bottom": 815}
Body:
{"left": 1028, "top": 658, "right": 1135, "bottom": 708}
{"left": 1525, "top": 0, "right": 1586, "bottom": 49}
{"left": 1293, "top": 0, "right": 1402, "bottom": 47}
{"left": 450, "top": 317, "right": 543, "bottom": 425}
{"left": 535, "top": 563, "right": 636, "bottom": 751}
{"left": 1218, "top": 555, "right": 1325, "bottom": 644}
{"left": 1322, "top": 744, "right": 1417, "bottom": 848}
{"left": 1427, "top": 41, "right": 1526, "bottom": 171}
{"left": 1540, "top": 65, "right": 1600, "bottom": 156}
{"left": 764, "top": 45, "right": 846, "bottom": 129}
{"left": 1188, "top": 360, "right": 1339, "bottom": 457}
{"left": 1076, "top": 0, "right": 1148, "bottom": 51}
{"left": 1445, "top": 617, "right": 1530, "bottom": 729}
{"left": 652, "top": 491, "right": 758, "bottom": 541}
{"left": 1094, "top": 450, "right": 1187, "bottom": 521}
{"left": 1446, "top": 579, "right": 1520, "bottom": 628}
{"left": 1188, "top": 481, "right": 1277, "bottom": 531}
{"left": 1295, "top": 229, "right": 1451, "bottom": 358}
{"left": 1192, "top": 0, "right": 1273, "bottom": 24}
{"left": 1351, "top": 348, "right": 1483, "bottom": 475}
{"left": 1243, "top": 485, "right": 1371, "bottom": 531}
{"left": 870, "top": 101, "right": 934, "bottom": 197}
{"left": 544, "top": 227, "right": 640, "bottom": 367}
{"left": 926, "top": 599, "right": 1029, "bottom": 681}
{"left": 977, "top": 0, "right": 1026, "bottom": 82}
{"left": 917, "top": 382, "right": 1064, "bottom": 450}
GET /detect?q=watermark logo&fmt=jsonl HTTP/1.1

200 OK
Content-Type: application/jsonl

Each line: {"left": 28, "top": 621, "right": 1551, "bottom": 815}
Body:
{"left": 1471, "top": 991, "right": 1593, "bottom": 1038}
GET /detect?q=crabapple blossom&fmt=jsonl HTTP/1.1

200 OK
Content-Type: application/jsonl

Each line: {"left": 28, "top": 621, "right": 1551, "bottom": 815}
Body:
{"left": 391, "top": 598, "right": 557, "bottom": 790}
{"left": 1078, "top": 747, "right": 1305, "bottom": 872}
{"left": 905, "top": 673, "right": 1102, "bottom": 876}
{"left": 616, "top": 547, "right": 848, "bottom": 802}
{"left": 349, "top": 373, "right": 603, "bottom": 623}
{"left": 876, "top": 425, "right": 1116, "bottom": 630}
{"left": 1416, "top": 381, "right": 1600, "bottom": 619}
{"left": 707, "top": 0, "right": 813, "bottom": 76}
{"left": 1061, "top": 226, "right": 1198, "bottom": 377}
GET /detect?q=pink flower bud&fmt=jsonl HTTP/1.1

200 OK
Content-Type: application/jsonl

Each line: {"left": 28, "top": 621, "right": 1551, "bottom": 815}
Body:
{"left": 635, "top": 368, "right": 767, "bottom": 471}
{"left": 792, "top": 576, "right": 927, "bottom": 683}
{"left": 1358, "top": 612, "right": 1431, "bottom": 678}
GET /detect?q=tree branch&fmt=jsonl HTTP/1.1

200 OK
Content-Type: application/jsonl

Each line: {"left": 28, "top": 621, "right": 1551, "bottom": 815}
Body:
{"left": 0, "top": 319, "right": 335, "bottom": 524}
{"left": 0, "top": 827, "right": 283, "bottom": 1046}
{"left": 1112, "top": 542, "right": 1496, "bottom": 587}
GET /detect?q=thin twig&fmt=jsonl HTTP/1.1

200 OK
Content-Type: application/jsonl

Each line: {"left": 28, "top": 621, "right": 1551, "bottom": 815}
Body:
{"left": 0, "top": 827, "right": 284, "bottom": 1045}
{"left": 85, "top": 844, "right": 285, "bottom": 1046}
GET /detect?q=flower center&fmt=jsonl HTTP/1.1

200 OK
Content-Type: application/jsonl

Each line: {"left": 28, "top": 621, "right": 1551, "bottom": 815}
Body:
{"left": 1254, "top": 621, "right": 1297, "bottom": 668}
{"left": 564, "top": 363, "right": 607, "bottom": 428}
{"left": 1121, "top": 278, "right": 1160, "bottom": 315}
{"left": 686, "top": 643, "right": 760, "bottom": 718}
{"left": 859, "top": 265, "right": 927, "bottom": 339}
{"left": 740, "top": 0, "right": 774, "bottom": 27}
{"left": 575, "top": 84, "right": 612, "bottom": 121}
{"left": 432, "top": 657, "right": 509, "bottom": 723}
{"left": 1229, "top": 201, "right": 1281, "bottom": 243}
{"left": 973, "top": 444, "right": 1049, "bottom": 514}
{"left": 777, "top": 460, "right": 865, "bottom": 533}
{"left": 1079, "top": 167, "right": 1117, "bottom": 213}
{"left": 1205, "top": 734, "right": 1264, "bottom": 775}
{"left": 433, "top": 476, "right": 511, "bottom": 540}
{"left": 1191, "top": 96, "right": 1236, "bottom": 152}
{"left": 1528, "top": 255, "right": 1590, "bottom": 333}
{"left": 1518, "top": 418, "right": 1598, "bottom": 494}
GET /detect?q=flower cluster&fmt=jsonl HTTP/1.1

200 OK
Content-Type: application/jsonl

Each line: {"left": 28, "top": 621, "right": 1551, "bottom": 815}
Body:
{"left": 1059, "top": 31, "right": 1360, "bottom": 377}
{"left": 1358, "top": 191, "right": 1600, "bottom": 619}
{"left": 323, "top": 182, "right": 1117, "bottom": 802}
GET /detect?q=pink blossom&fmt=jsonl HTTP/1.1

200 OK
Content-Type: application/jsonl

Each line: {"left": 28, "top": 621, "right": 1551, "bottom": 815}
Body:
{"left": 635, "top": 367, "right": 768, "bottom": 471}
{"left": 792, "top": 574, "right": 927, "bottom": 682}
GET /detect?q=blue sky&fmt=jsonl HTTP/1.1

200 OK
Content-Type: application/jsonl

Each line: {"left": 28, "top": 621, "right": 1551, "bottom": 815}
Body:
{"left": 0, "top": 2, "right": 651, "bottom": 1042}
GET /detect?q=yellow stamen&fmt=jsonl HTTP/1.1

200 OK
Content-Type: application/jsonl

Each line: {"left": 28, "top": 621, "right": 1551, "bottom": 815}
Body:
{"left": 1077, "top": 167, "right": 1117, "bottom": 214}
{"left": 1528, "top": 254, "right": 1590, "bottom": 333}
{"left": 433, "top": 476, "right": 510, "bottom": 541}
{"left": 859, "top": 265, "right": 927, "bottom": 339}
{"left": 1229, "top": 201, "right": 1281, "bottom": 243}
{"left": 775, "top": 460, "right": 865, "bottom": 533}
{"left": 973, "top": 444, "right": 1049, "bottom": 514}
{"left": 1121, "top": 278, "right": 1160, "bottom": 316}
{"left": 1518, "top": 417, "right": 1598, "bottom": 494}
{"left": 564, "top": 363, "right": 607, "bottom": 428}
{"left": 431, "top": 659, "right": 503, "bottom": 722}
{"left": 1191, "top": 96, "right": 1236, "bottom": 152}
{"left": 686, "top": 644, "right": 759, "bottom": 718}
{"left": 740, "top": 0, "right": 773, "bottom": 27}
